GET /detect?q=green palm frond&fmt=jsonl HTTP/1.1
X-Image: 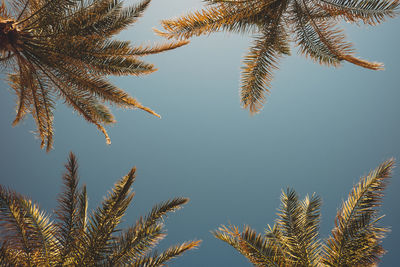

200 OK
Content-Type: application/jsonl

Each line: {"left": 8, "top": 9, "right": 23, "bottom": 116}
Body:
{"left": 214, "top": 159, "right": 394, "bottom": 267}
{"left": 159, "top": 0, "right": 398, "bottom": 113}
{"left": 0, "top": 152, "right": 200, "bottom": 266}
{"left": 322, "top": 158, "right": 394, "bottom": 267}
{"left": 1, "top": 0, "right": 188, "bottom": 151}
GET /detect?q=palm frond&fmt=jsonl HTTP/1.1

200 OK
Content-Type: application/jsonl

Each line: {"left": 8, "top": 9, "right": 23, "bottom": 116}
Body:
{"left": 158, "top": 0, "right": 396, "bottom": 112}
{"left": 132, "top": 240, "right": 201, "bottom": 266}
{"left": 275, "top": 188, "right": 312, "bottom": 265}
{"left": 158, "top": 3, "right": 260, "bottom": 40}
{"left": 240, "top": 25, "right": 287, "bottom": 114}
{"left": 0, "top": 241, "right": 19, "bottom": 267}
{"left": 239, "top": 225, "right": 284, "bottom": 266}
{"left": 0, "top": 153, "right": 199, "bottom": 265}
{"left": 109, "top": 223, "right": 166, "bottom": 265}
{"left": 0, "top": 185, "right": 34, "bottom": 265}
{"left": 214, "top": 224, "right": 285, "bottom": 266}
{"left": 55, "top": 152, "right": 80, "bottom": 263}
{"left": 317, "top": 0, "right": 400, "bottom": 25}
{"left": 300, "top": 0, "right": 384, "bottom": 70}
{"left": 299, "top": 193, "right": 322, "bottom": 266}
{"left": 129, "top": 40, "right": 190, "bottom": 56}
{"left": 214, "top": 160, "right": 394, "bottom": 266}
{"left": 291, "top": 0, "right": 342, "bottom": 66}
{"left": 79, "top": 167, "right": 136, "bottom": 265}
{"left": 109, "top": 197, "right": 190, "bottom": 264}
{"left": 322, "top": 158, "right": 394, "bottom": 266}
{"left": 2, "top": 0, "right": 183, "bottom": 150}
{"left": 213, "top": 224, "right": 243, "bottom": 252}
{"left": 77, "top": 185, "right": 88, "bottom": 234}
{"left": 18, "top": 197, "right": 59, "bottom": 266}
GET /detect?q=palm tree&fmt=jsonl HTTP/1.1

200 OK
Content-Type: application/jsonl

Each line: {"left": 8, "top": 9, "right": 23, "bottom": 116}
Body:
{"left": 213, "top": 159, "right": 394, "bottom": 266}
{"left": 158, "top": 0, "right": 399, "bottom": 113}
{"left": 0, "top": 152, "right": 200, "bottom": 266}
{"left": 0, "top": 0, "right": 188, "bottom": 151}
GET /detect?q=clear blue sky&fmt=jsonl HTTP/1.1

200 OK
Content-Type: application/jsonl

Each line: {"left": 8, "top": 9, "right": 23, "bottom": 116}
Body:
{"left": 1, "top": 0, "right": 399, "bottom": 266}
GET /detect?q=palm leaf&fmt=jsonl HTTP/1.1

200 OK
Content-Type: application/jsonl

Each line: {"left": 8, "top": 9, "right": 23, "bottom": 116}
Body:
{"left": 79, "top": 168, "right": 136, "bottom": 265}
{"left": 240, "top": 24, "right": 288, "bottom": 114}
{"left": 131, "top": 240, "right": 201, "bottom": 266}
{"left": 322, "top": 158, "right": 394, "bottom": 266}
{"left": 0, "top": 153, "right": 200, "bottom": 265}
{"left": 159, "top": 0, "right": 396, "bottom": 113}
{"left": 317, "top": 0, "right": 400, "bottom": 25}
{"left": 2, "top": 0, "right": 186, "bottom": 150}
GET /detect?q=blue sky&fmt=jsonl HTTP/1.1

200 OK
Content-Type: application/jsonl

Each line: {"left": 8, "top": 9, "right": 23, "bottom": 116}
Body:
{"left": 1, "top": 0, "right": 400, "bottom": 265}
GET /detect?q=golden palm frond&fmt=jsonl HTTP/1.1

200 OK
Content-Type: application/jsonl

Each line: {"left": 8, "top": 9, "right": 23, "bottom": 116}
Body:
{"left": 131, "top": 240, "right": 201, "bottom": 266}
{"left": 1, "top": 0, "right": 188, "bottom": 151}
{"left": 0, "top": 152, "right": 200, "bottom": 266}
{"left": 0, "top": 185, "right": 59, "bottom": 266}
{"left": 159, "top": 0, "right": 398, "bottom": 113}
{"left": 214, "top": 159, "right": 394, "bottom": 266}
{"left": 322, "top": 158, "right": 394, "bottom": 267}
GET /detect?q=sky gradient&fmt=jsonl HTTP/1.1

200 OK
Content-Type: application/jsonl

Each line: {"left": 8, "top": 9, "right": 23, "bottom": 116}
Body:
{"left": 1, "top": 0, "right": 400, "bottom": 265}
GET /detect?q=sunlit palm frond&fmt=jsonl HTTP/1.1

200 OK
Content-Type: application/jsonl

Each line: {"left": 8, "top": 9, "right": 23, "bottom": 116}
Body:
{"left": 129, "top": 40, "right": 190, "bottom": 56}
{"left": 213, "top": 224, "right": 243, "bottom": 253}
{"left": 317, "top": 0, "right": 400, "bottom": 25}
{"left": 239, "top": 225, "right": 284, "bottom": 266}
{"left": 159, "top": 0, "right": 397, "bottom": 113}
{"left": 290, "top": 0, "right": 343, "bottom": 66}
{"left": 299, "top": 193, "right": 322, "bottom": 266}
{"left": 0, "top": 185, "right": 35, "bottom": 265}
{"left": 54, "top": 152, "right": 81, "bottom": 264}
{"left": 214, "top": 224, "right": 286, "bottom": 267}
{"left": 108, "top": 197, "right": 190, "bottom": 265}
{"left": 275, "top": 188, "right": 317, "bottom": 265}
{"left": 158, "top": 2, "right": 265, "bottom": 40}
{"left": 0, "top": 152, "right": 199, "bottom": 266}
{"left": 0, "top": 241, "right": 19, "bottom": 267}
{"left": 109, "top": 222, "right": 166, "bottom": 265}
{"left": 0, "top": 185, "right": 59, "bottom": 266}
{"left": 214, "top": 159, "right": 394, "bottom": 267}
{"left": 240, "top": 23, "right": 289, "bottom": 114}
{"left": 131, "top": 240, "right": 201, "bottom": 266}
{"left": 18, "top": 198, "right": 59, "bottom": 266}
{"left": 1, "top": 0, "right": 186, "bottom": 151}
{"left": 79, "top": 168, "right": 136, "bottom": 265}
{"left": 322, "top": 158, "right": 394, "bottom": 267}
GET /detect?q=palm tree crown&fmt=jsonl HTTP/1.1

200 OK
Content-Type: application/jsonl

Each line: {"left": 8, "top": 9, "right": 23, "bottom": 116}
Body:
{"left": 0, "top": 152, "right": 200, "bottom": 266}
{"left": 0, "top": 0, "right": 188, "bottom": 151}
{"left": 158, "top": 0, "right": 399, "bottom": 113}
{"left": 213, "top": 159, "right": 394, "bottom": 266}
